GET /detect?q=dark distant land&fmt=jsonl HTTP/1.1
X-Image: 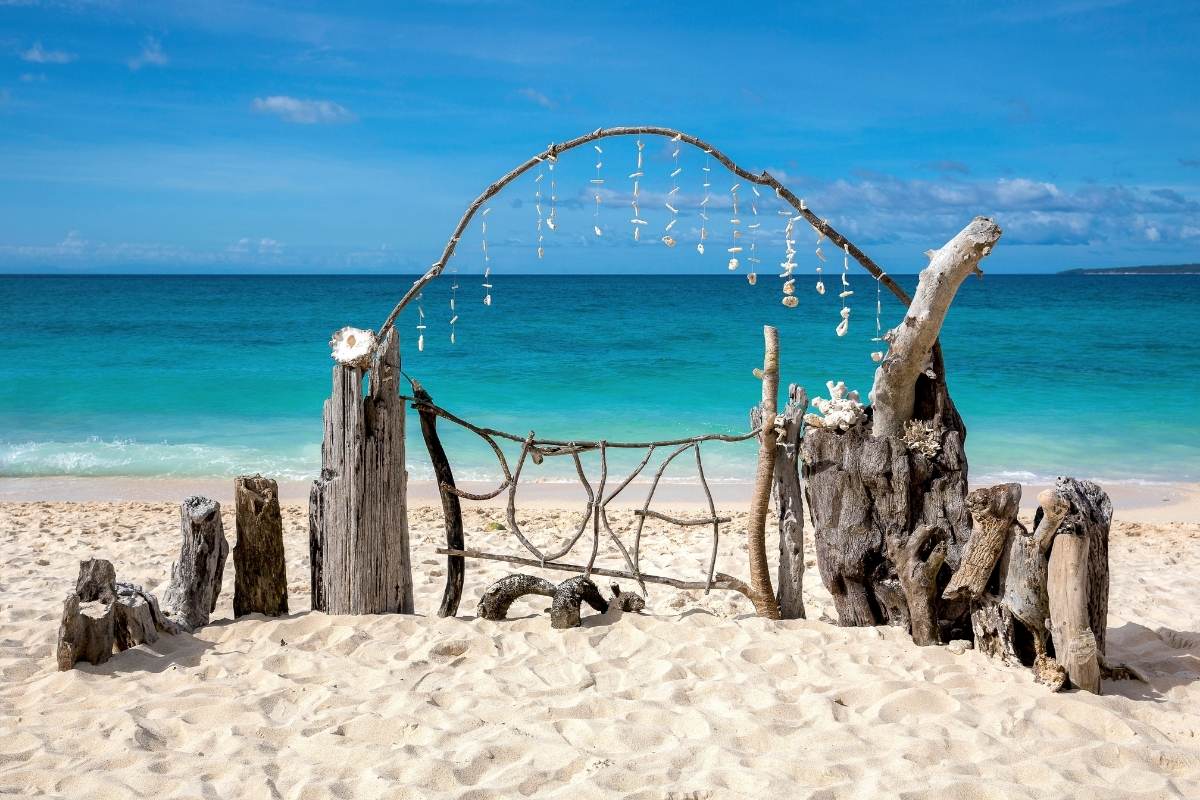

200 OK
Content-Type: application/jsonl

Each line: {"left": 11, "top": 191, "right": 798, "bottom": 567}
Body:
{"left": 1059, "top": 263, "right": 1200, "bottom": 275}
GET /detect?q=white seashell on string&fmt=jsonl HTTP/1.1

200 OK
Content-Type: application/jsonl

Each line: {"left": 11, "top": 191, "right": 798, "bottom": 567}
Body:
{"left": 747, "top": 273, "right": 757, "bottom": 285}
{"left": 871, "top": 351, "right": 884, "bottom": 363}
{"left": 594, "top": 225, "right": 602, "bottom": 236}
{"left": 662, "top": 235, "right": 676, "bottom": 247}
{"left": 484, "top": 294, "right": 492, "bottom": 306}
{"left": 816, "top": 281, "right": 826, "bottom": 295}
{"left": 418, "top": 334, "right": 425, "bottom": 352}
{"left": 546, "top": 218, "right": 556, "bottom": 231}
{"left": 836, "top": 307, "right": 850, "bottom": 337}
{"left": 782, "top": 295, "right": 799, "bottom": 308}
{"left": 697, "top": 243, "right": 705, "bottom": 254}
{"left": 728, "top": 258, "right": 739, "bottom": 270}
{"left": 839, "top": 290, "right": 854, "bottom": 298}
{"left": 783, "top": 279, "right": 795, "bottom": 295}
{"left": 329, "top": 326, "right": 376, "bottom": 368}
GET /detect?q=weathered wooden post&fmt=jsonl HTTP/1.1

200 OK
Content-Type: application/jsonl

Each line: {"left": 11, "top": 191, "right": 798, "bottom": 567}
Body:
{"left": 234, "top": 475, "right": 288, "bottom": 618}
{"left": 162, "top": 496, "right": 229, "bottom": 632}
{"left": 309, "top": 326, "right": 414, "bottom": 615}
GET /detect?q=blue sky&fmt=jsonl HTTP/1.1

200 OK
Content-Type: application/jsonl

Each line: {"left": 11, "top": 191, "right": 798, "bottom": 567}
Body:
{"left": 1, "top": 0, "right": 1197, "bottom": 274}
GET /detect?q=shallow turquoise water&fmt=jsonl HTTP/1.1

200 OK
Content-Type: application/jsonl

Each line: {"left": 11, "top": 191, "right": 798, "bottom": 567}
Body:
{"left": 1, "top": 274, "right": 1196, "bottom": 485}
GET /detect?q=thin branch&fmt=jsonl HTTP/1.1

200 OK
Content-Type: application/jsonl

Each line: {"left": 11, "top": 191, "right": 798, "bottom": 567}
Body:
{"left": 378, "top": 125, "right": 907, "bottom": 338}
{"left": 633, "top": 510, "right": 732, "bottom": 527}
{"left": 694, "top": 442, "right": 721, "bottom": 594}
{"left": 438, "top": 547, "right": 753, "bottom": 599}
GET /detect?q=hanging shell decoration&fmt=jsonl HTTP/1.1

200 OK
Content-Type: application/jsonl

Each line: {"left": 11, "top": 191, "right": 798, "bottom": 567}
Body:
{"left": 803, "top": 380, "right": 866, "bottom": 431}
{"left": 781, "top": 295, "right": 799, "bottom": 308}
{"left": 329, "top": 326, "right": 376, "bottom": 369}
{"left": 747, "top": 272, "right": 757, "bottom": 285}
{"left": 836, "top": 306, "right": 850, "bottom": 337}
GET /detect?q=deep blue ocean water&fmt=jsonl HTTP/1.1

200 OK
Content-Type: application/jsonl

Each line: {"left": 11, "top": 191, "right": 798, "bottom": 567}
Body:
{"left": 1, "top": 274, "right": 1197, "bottom": 486}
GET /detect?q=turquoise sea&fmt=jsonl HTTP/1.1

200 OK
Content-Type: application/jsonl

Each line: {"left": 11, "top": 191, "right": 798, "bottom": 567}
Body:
{"left": 1, "top": 274, "right": 1197, "bottom": 486}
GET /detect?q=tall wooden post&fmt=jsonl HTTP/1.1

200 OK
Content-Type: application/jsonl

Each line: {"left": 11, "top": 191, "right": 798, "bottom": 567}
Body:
{"left": 309, "top": 327, "right": 413, "bottom": 615}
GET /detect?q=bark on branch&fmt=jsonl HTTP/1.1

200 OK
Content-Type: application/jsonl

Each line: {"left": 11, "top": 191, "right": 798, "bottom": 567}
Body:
{"left": 870, "top": 217, "right": 1002, "bottom": 438}
{"left": 378, "top": 126, "right": 907, "bottom": 338}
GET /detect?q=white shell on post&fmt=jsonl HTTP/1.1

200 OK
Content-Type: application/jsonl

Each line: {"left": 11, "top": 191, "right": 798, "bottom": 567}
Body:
{"left": 329, "top": 326, "right": 376, "bottom": 369}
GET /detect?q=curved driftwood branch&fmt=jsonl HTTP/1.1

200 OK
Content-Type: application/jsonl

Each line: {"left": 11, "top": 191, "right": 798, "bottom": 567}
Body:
{"left": 411, "top": 379, "right": 466, "bottom": 618}
{"left": 869, "top": 216, "right": 1002, "bottom": 437}
{"left": 378, "top": 125, "right": 907, "bottom": 339}
{"left": 476, "top": 574, "right": 558, "bottom": 620}
{"left": 551, "top": 576, "right": 610, "bottom": 629}
{"left": 441, "top": 547, "right": 753, "bottom": 600}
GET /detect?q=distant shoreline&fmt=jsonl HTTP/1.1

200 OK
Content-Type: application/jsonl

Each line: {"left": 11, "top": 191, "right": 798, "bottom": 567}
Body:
{"left": 1059, "top": 263, "right": 1200, "bottom": 275}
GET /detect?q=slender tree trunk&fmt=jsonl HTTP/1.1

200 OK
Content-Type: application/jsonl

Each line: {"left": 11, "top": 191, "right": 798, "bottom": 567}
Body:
{"left": 746, "top": 325, "right": 781, "bottom": 619}
{"left": 412, "top": 380, "right": 465, "bottom": 618}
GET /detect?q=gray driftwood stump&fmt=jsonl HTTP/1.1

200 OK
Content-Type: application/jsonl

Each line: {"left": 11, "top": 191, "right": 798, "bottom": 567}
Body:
{"left": 57, "top": 559, "right": 176, "bottom": 670}
{"left": 162, "top": 496, "right": 229, "bottom": 632}
{"left": 477, "top": 574, "right": 617, "bottom": 629}
{"left": 234, "top": 475, "right": 288, "bottom": 618}
{"left": 309, "top": 327, "right": 413, "bottom": 615}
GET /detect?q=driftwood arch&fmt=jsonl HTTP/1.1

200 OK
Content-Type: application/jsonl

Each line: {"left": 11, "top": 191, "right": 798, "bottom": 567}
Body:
{"left": 376, "top": 125, "right": 912, "bottom": 339}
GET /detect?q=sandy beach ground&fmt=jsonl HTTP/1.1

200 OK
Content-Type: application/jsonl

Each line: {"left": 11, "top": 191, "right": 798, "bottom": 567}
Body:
{"left": 1, "top": 486, "right": 1199, "bottom": 798}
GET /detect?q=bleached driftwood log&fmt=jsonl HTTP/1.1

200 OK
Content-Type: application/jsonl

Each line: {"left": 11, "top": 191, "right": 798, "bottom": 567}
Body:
{"left": 233, "top": 475, "right": 288, "bottom": 618}
{"left": 56, "top": 558, "right": 118, "bottom": 670}
{"left": 944, "top": 483, "right": 1021, "bottom": 602}
{"left": 772, "top": 384, "right": 807, "bottom": 619}
{"left": 745, "top": 325, "right": 782, "bottom": 619}
{"left": 609, "top": 583, "right": 646, "bottom": 613}
{"left": 309, "top": 326, "right": 414, "bottom": 615}
{"left": 1046, "top": 477, "right": 1111, "bottom": 693}
{"left": 869, "top": 217, "right": 1002, "bottom": 438}
{"left": 162, "top": 496, "right": 229, "bottom": 632}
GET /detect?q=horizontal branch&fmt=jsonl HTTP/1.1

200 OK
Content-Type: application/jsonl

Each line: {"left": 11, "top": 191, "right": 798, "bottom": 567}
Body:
{"left": 437, "top": 547, "right": 752, "bottom": 598}
{"left": 378, "top": 125, "right": 908, "bottom": 337}
{"left": 633, "top": 510, "right": 732, "bottom": 527}
{"left": 404, "top": 396, "right": 757, "bottom": 449}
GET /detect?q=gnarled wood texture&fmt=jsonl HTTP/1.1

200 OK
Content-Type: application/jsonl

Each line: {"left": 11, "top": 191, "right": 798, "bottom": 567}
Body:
{"left": 411, "top": 379, "right": 464, "bottom": 618}
{"left": 234, "top": 475, "right": 288, "bottom": 618}
{"left": 772, "top": 384, "right": 807, "bottom": 619}
{"left": 56, "top": 558, "right": 118, "bottom": 670}
{"left": 162, "top": 496, "right": 229, "bottom": 632}
{"left": 944, "top": 483, "right": 1021, "bottom": 602}
{"left": 309, "top": 327, "right": 414, "bottom": 615}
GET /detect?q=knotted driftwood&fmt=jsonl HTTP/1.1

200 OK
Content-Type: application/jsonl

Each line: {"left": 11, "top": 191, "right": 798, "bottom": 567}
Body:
{"left": 310, "top": 327, "right": 414, "bottom": 615}
{"left": 162, "top": 496, "right": 229, "bottom": 632}
{"left": 803, "top": 218, "right": 1001, "bottom": 645}
{"left": 234, "top": 475, "right": 288, "bottom": 618}
{"left": 477, "top": 573, "right": 623, "bottom": 629}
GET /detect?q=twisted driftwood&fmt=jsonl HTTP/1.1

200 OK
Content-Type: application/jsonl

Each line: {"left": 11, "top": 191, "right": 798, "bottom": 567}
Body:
{"left": 804, "top": 218, "right": 1001, "bottom": 645}
{"left": 886, "top": 524, "right": 948, "bottom": 646}
{"left": 162, "top": 496, "right": 229, "bottom": 632}
{"left": 476, "top": 573, "right": 622, "bottom": 629}
{"left": 477, "top": 574, "right": 557, "bottom": 620}
{"left": 552, "top": 576, "right": 610, "bottom": 629}
{"left": 234, "top": 475, "right": 288, "bottom": 618}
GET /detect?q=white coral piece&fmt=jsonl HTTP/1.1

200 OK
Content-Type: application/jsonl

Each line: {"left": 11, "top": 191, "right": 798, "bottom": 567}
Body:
{"left": 803, "top": 380, "right": 866, "bottom": 431}
{"left": 330, "top": 326, "right": 376, "bottom": 368}
{"left": 901, "top": 419, "right": 942, "bottom": 458}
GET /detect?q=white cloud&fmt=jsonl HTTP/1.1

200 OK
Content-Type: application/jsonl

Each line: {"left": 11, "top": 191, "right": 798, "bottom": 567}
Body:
{"left": 228, "top": 237, "right": 283, "bottom": 255}
{"left": 251, "top": 95, "right": 354, "bottom": 124}
{"left": 21, "top": 41, "right": 76, "bottom": 64}
{"left": 127, "top": 36, "right": 168, "bottom": 70}
{"left": 19, "top": 72, "right": 47, "bottom": 82}
{"left": 516, "top": 87, "right": 553, "bottom": 109}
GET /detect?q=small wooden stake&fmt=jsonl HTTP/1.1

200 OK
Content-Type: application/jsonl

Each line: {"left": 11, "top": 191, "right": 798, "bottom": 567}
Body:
{"left": 234, "top": 475, "right": 288, "bottom": 618}
{"left": 162, "top": 496, "right": 229, "bottom": 632}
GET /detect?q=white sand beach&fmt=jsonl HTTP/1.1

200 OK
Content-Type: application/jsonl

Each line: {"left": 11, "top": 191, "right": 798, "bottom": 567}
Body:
{"left": 2, "top": 496, "right": 1198, "bottom": 798}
